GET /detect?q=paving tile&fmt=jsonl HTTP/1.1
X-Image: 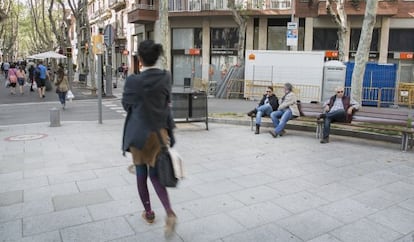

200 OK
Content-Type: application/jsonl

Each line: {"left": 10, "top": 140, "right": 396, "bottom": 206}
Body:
{"left": 229, "top": 185, "right": 282, "bottom": 205}
{"left": 52, "top": 189, "right": 113, "bottom": 211}
{"left": 318, "top": 198, "right": 378, "bottom": 223}
{"left": 61, "top": 217, "right": 134, "bottom": 242}
{"left": 0, "top": 219, "right": 22, "bottom": 241}
{"left": 265, "top": 167, "right": 307, "bottom": 181}
{"left": 277, "top": 209, "right": 343, "bottom": 241}
{"left": 175, "top": 214, "right": 244, "bottom": 242}
{"left": 229, "top": 172, "right": 275, "bottom": 188}
{"left": 398, "top": 198, "right": 414, "bottom": 212}
{"left": 0, "top": 176, "right": 48, "bottom": 193}
{"left": 24, "top": 182, "right": 79, "bottom": 201}
{"left": 380, "top": 181, "right": 414, "bottom": 200}
{"left": 87, "top": 199, "right": 140, "bottom": 220}
{"left": 365, "top": 170, "right": 406, "bottom": 185}
{"left": 192, "top": 169, "right": 242, "bottom": 182}
{"left": 110, "top": 228, "right": 184, "bottom": 242}
{"left": 47, "top": 170, "right": 97, "bottom": 185}
{"left": 307, "top": 234, "right": 342, "bottom": 242}
{"left": 302, "top": 171, "right": 346, "bottom": 186}
{"left": 310, "top": 182, "right": 360, "bottom": 202}
{"left": 273, "top": 191, "right": 329, "bottom": 214}
{"left": 190, "top": 179, "right": 243, "bottom": 197}
{"left": 106, "top": 185, "right": 139, "bottom": 201}
{"left": 0, "top": 190, "right": 23, "bottom": 207}
{"left": 228, "top": 201, "right": 291, "bottom": 229}
{"left": 393, "top": 232, "right": 414, "bottom": 242}
{"left": 13, "top": 231, "right": 61, "bottom": 242}
{"left": 267, "top": 178, "right": 318, "bottom": 195}
{"left": 339, "top": 176, "right": 380, "bottom": 192}
{"left": 368, "top": 206, "right": 414, "bottom": 234}
{"left": 178, "top": 194, "right": 245, "bottom": 218}
{"left": 0, "top": 198, "right": 53, "bottom": 223}
{"left": 350, "top": 188, "right": 406, "bottom": 210}
{"left": 0, "top": 171, "right": 23, "bottom": 183}
{"left": 23, "top": 207, "right": 92, "bottom": 236}
{"left": 221, "top": 223, "right": 302, "bottom": 242}
{"left": 76, "top": 176, "right": 129, "bottom": 192}
{"left": 330, "top": 218, "right": 402, "bottom": 242}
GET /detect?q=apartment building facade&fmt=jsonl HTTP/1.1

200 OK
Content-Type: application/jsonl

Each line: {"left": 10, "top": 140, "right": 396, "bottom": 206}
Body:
{"left": 88, "top": 0, "right": 414, "bottom": 87}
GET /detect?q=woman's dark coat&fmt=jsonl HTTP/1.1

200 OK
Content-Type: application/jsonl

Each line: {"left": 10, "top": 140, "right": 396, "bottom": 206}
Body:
{"left": 122, "top": 68, "right": 175, "bottom": 153}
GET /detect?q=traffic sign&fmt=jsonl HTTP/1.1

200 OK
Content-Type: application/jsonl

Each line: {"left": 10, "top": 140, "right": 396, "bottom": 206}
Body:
{"left": 104, "top": 25, "right": 114, "bottom": 47}
{"left": 286, "top": 22, "right": 298, "bottom": 47}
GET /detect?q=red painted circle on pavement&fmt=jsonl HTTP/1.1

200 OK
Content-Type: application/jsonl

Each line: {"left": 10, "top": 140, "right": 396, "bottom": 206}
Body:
{"left": 4, "top": 134, "right": 48, "bottom": 142}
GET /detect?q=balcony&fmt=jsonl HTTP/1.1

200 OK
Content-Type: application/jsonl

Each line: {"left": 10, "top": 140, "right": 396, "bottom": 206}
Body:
{"left": 128, "top": 3, "right": 157, "bottom": 24}
{"left": 317, "top": 0, "right": 398, "bottom": 16}
{"left": 109, "top": 0, "right": 126, "bottom": 12}
{"left": 269, "top": 0, "right": 291, "bottom": 9}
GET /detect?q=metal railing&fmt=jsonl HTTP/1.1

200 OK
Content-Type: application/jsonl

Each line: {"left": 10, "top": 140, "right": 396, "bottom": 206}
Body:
{"left": 131, "top": 3, "right": 155, "bottom": 10}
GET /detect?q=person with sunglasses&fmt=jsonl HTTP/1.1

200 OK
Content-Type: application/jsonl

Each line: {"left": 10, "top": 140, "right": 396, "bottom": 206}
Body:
{"left": 319, "top": 86, "right": 360, "bottom": 143}
{"left": 247, "top": 86, "right": 279, "bottom": 134}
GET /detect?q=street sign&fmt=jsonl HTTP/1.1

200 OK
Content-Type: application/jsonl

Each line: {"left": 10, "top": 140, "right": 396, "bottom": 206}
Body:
{"left": 286, "top": 22, "right": 298, "bottom": 47}
{"left": 104, "top": 25, "right": 114, "bottom": 47}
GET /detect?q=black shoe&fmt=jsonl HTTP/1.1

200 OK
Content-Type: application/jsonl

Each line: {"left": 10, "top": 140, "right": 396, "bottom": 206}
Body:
{"left": 255, "top": 124, "right": 260, "bottom": 134}
{"left": 247, "top": 110, "right": 256, "bottom": 117}
{"left": 269, "top": 130, "right": 277, "bottom": 138}
{"left": 320, "top": 138, "right": 329, "bottom": 144}
{"left": 42, "top": 95, "right": 45, "bottom": 98}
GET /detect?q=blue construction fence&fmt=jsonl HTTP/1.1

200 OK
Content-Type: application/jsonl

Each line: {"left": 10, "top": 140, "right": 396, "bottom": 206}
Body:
{"left": 344, "top": 62, "right": 397, "bottom": 107}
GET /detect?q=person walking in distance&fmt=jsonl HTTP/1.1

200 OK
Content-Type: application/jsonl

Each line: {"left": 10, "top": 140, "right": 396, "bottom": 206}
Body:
{"left": 54, "top": 63, "right": 69, "bottom": 109}
{"left": 7, "top": 63, "right": 18, "bottom": 95}
{"left": 319, "top": 86, "right": 360, "bottom": 143}
{"left": 122, "top": 40, "right": 177, "bottom": 237}
{"left": 36, "top": 60, "right": 49, "bottom": 98}
{"left": 16, "top": 65, "right": 26, "bottom": 95}
{"left": 247, "top": 86, "right": 279, "bottom": 134}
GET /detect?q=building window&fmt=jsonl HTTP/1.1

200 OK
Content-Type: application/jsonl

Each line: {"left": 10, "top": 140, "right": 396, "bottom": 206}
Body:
{"left": 313, "top": 28, "right": 338, "bottom": 50}
{"left": 388, "top": 29, "right": 414, "bottom": 52}
{"left": 350, "top": 28, "right": 379, "bottom": 52}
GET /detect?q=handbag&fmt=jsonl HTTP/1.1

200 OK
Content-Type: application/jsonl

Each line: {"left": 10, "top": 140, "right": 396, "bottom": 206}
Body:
{"left": 66, "top": 90, "right": 75, "bottom": 100}
{"left": 154, "top": 131, "right": 178, "bottom": 188}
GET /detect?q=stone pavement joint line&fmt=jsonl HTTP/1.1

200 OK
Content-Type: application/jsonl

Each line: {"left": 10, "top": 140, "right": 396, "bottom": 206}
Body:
{"left": 0, "top": 120, "right": 414, "bottom": 242}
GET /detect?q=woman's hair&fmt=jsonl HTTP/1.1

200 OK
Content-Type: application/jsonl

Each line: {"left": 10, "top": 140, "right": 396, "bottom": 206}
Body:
{"left": 267, "top": 86, "right": 273, "bottom": 91}
{"left": 284, "top": 82, "right": 293, "bottom": 92}
{"left": 138, "top": 40, "right": 163, "bottom": 66}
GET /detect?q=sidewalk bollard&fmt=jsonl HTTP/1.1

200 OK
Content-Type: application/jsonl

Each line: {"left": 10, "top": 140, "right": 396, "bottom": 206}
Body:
{"left": 49, "top": 108, "right": 61, "bottom": 127}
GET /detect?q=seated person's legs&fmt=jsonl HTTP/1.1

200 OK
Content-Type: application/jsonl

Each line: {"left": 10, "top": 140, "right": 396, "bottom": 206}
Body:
{"left": 275, "top": 109, "right": 292, "bottom": 134}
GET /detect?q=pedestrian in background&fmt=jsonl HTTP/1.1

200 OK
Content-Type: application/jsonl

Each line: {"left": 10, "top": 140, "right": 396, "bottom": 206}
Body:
{"left": 269, "top": 83, "right": 300, "bottom": 138}
{"left": 36, "top": 60, "right": 48, "bottom": 98}
{"left": 28, "top": 65, "right": 35, "bottom": 92}
{"left": 54, "top": 63, "right": 69, "bottom": 109}
{"left": 121, "top": 40, "right": 177, "bottom": 237}
{"left": 16, "top": 65, "right": 26, "bottom": 95}
{"left": 7, "top": 63, "right": 18, "bottom": 95}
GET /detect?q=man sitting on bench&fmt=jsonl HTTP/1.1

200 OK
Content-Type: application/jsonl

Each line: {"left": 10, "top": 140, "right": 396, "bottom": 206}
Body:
{"left": 247, "top": 86, "right": 279, "bottom": 134}
{"left": 319, "top": 86, "right": 360, "bottom": 144}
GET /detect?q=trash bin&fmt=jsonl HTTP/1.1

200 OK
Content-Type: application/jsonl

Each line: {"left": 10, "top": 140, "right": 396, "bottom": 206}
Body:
{"left": 171, "top": 91, "right": 208, "bottom": 130}
{"left": 79, "top": 74, "right": 87, "bottom": 83}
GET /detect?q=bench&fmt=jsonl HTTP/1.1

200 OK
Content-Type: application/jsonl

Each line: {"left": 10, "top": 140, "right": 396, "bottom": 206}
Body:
{"left": 250, "top": 103, "right": 414, "bottom": 151}
{"left": 316, "top": 106, "right": 414, "bottom": 151}
{"left": 249, "top": 102, "right": 322, "bottom": 132}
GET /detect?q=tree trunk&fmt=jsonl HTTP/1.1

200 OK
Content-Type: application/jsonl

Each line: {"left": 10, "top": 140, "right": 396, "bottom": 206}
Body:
{"left": 158, "top": 0, "right": 169, "bottom": 70}
{"left": 327, "top": 0, "right": 347, "bottom": 62}
{"left": 350, "top": 0, "right": 378, "bottom": 104}
{"left": 228, "top": 0, "right": 247, "bottom": 66}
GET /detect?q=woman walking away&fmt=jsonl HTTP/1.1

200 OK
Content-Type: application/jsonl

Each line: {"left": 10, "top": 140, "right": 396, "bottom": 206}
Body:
{"left": 122, "top": 40, "right": 177, "bottom": 237}
{"left": 55, "top": 63, "right": 69, "bottom": 109}
{"left": 7, "top": 64, "right": 18, "bottom": 95}
{"left": 16, "top": 65, "right": 26, "bottom": 95}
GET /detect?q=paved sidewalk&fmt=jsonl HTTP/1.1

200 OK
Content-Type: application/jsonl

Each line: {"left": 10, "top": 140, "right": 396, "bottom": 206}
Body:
{"left": 1, "top": 119, "right": 414, "bottom": 241}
